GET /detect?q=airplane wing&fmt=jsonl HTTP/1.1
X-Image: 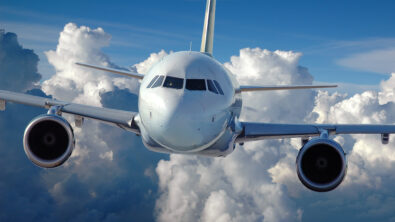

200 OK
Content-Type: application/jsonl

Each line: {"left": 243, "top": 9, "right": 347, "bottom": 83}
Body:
{"left": 0, "top": 90, "right": 140, "bottom": 134}
{"left": 236, "top": 122, "right": 395, "bottom": 143}
{"left": 75, "top": 62, "right": 144, "bottom": 79}
{"left": 238, "top": 85, "right": 337, "bottom": 92}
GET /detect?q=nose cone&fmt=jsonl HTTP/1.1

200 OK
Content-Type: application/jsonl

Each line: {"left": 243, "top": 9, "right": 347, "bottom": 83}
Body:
{"left": 149, "top": 94, "right": 224, "bottom": 152}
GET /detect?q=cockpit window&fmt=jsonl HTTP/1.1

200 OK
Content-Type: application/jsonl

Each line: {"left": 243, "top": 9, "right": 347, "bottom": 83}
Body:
{"left": 213, "top": 80, "right": 224, "bottom": 95}
{"left": 163, "top": 76, "right": 184, "bottom": 89}
{"left": 147, "top": 75, "right": 159, "bottom": 88}
{"left": 151, "top": 75, "right": 164, "bottom": 88}
{"left": 207, "top": 80, "right": 218, "bottom": 94}
{"left": 186, "top": 79, "right": 206, "bottom": 91}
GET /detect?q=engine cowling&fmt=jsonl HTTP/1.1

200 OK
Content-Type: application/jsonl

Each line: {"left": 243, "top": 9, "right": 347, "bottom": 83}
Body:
{"left": 23, "top": 114, "right": 75, "bottom": 168}
{"left": 296, "top": 138, "right": 347, "bottom": 192}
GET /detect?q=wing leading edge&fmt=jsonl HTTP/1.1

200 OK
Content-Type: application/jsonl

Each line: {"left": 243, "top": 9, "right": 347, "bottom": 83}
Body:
{"left": 0, "top": 90, "right": 139, "bottom": 134}
{"left": 238, "top": 85, "right": 337, "bottom": 92}
{"left": 236, "top": 122, "right": 395, "bottom": 143}
{"left": 75, "top": 63, "right": 144, "bottom": 79}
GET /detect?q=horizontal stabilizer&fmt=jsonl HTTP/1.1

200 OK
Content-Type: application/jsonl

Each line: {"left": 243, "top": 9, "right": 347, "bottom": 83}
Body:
{"left": 238, "top": 85, "right": 337, "bottom": 92}
{"left": 76, "top": 62, "right": 144, "bottom": 79}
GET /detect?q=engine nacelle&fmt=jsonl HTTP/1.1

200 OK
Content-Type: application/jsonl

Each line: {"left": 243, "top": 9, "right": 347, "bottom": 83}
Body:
{"left": 23, "top": 114, "right": 75, "bottom": 168}
{"left": 296, "top": 138, "right": 347, "bottom": 192}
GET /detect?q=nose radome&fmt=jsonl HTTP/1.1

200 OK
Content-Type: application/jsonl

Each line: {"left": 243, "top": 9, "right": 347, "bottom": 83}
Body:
{"left": 153, "top": 99, "right": 209, "bottom": 152}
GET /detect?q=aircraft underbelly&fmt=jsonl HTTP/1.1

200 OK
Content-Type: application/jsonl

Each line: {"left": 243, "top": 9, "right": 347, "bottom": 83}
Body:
{"left": 141, "top": 126, "right": 235, "bottom": 157}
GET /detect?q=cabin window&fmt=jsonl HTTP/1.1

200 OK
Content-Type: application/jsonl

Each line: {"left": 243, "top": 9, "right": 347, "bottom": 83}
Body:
{"left": 213, "top": 80, "right": 224, "bottom": 95}
{"left": 186, "top": 79, "right": 206, "bottom": 91}
{"left": 163, "top": 76, "right": 184, "bottom": 89}
{"left": 151, "top": 75, "right": 164, "bottom": 88}
{"left": 147, "top": 75, "right": 159, "bottom": 88}
{"left": 207, "top": 80, "right": 218, "bottom": 94}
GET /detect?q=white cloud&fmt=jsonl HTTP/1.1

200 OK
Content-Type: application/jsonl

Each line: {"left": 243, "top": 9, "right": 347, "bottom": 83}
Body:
{"left": 155, "top": 48, "right": 313, "bottom": 222}
{"left": 42, "top": 23, "right": 141, "bottom": 105}
{"left": 314, "top": 81, "right": 379, "bottom": 95}
{"left": 224, "top": 48, "right": 316, "bottom": 123}
{"left": 155, "top": 152, "right": 301, "bottom": 222}
{"left": 0, "top": 24, "right": 168, "bottom": 221}
{"left": 40, "top": 23, "right": 171, "bottom": 221}
{"left": 130, "top": 50, "right": 169, "bottom": 74}
{"left": 3, "top": 22, "right": 395, "bottom": 222}
{"left": 337, "top": 48, "right": 395, "bottom": 74}
{"left": 42, "top": 23, "right": 114, "bottom": 105}
{"left": 379, "top": 73, "right": 395, "bottom": 104}
{"left": 155, "top": 47, "right": 395, "bottom": 222}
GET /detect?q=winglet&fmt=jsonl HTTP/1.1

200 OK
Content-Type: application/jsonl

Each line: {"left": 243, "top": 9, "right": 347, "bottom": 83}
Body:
{"left": 200, "top": 0, "right": 216, "bottom": 56}
{"left": 75, "top": 62, "right": 144, "bottom": 79}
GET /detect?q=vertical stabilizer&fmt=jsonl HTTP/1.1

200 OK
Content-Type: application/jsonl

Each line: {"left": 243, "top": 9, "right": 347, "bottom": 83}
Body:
{"left": 200, "top": 0, "right": 216, "bottom": 56}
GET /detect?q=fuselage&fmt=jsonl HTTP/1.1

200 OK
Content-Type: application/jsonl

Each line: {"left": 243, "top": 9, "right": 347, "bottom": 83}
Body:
{"left": 136, "top": 51, "right": 242, "bottom": 156}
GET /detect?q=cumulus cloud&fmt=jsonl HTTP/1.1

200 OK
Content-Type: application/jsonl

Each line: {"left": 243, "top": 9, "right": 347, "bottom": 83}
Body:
{"left": 0, "top": 91, "right": 56, "bottom": 222}
{"left": 0, "top": 25, "right": 166, "bottom": 221}
{"left": 224, "top": 48, "right": 316, "bottom": 123}
{"left": 0, "top": 30, "right": 41, "bottom": 92}
{"left": 42, "top": 23, "right": 142, "bottom": 105}
{"left": 155, "top": 48, "right": 314, "bottom": 222}
{"left": 155, "top": 48, "right": 395, "bottom": 222}
{"left": 3, "top": 23, "right": 395, "bottom": 222}
{"left": 130, "top": 50, "right": 169, "bottom": 74}
{"left": 40, "top": 23, "right": 169, "bottom": 221}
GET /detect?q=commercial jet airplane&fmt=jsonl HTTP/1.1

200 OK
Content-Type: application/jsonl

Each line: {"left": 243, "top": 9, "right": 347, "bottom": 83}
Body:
{"left": 1, "top": 0, "right": 395, "bottom": 192}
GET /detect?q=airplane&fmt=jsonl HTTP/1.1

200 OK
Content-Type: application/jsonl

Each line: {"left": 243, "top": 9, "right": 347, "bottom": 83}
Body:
{"left": 1, "top": 0, "right": 395, "bottom": 192}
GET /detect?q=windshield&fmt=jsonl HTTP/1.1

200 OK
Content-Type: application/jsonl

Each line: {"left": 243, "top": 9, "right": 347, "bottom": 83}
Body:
{"left": 151, "top": 75, "right": 164, "bottom": 88}
{"left": 163, "top": 76, "right": 184, "bottom": 89}
{"left": 186, "top": 79, "right": 206, "bottom": 91}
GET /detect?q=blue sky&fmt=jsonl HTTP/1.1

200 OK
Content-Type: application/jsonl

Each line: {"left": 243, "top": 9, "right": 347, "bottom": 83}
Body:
{"left": 1, "top": 0, "right": 395, "bottom": 87}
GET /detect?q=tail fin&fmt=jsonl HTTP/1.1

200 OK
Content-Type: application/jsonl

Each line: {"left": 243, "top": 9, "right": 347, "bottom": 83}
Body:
{"left": 200, "top": 0, "right": 216, "bottom": 56}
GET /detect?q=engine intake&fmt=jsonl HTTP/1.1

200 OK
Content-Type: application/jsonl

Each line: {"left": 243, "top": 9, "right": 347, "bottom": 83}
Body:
{"left": 296, "top": 138, "right": 347, "bottom": 192}
{"left": 23, "top": 114, "right": 75, "bottom": 168}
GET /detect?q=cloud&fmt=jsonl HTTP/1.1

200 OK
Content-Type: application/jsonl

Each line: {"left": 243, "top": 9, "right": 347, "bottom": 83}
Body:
{"left": 0, "top": 25, "right": 167, "bottom": 221}
{"left": 155, "top": 48, "right": 395, "bottom": 222}
{"left": 40, "top": 23, "right": 169, "bottom": 221}
{"left": 42, "top": 23, "right": 141, "bottom": 104}
{"left": 337, "top": 48, "right": 395, "bottom": 74}
{"left": 224, "top": 48, "right": 316, "bottom": 123}
{"left": 0, "top": 30, "right": 41, "bottom": 92}
{"left": 155, "top": 48, "right": 314, "bottom": 222}
{"left": 0, "top": 91, "right": 55, "bottom": 222}
{"left": 130, "top": 50, "right": 169, "bottom": 74}
{"left": 0, "top": 31, "right": 55, "bottom": 222}
{"left": 3, "top": 23, "right": 395, "bottom": 222}
{"left": 314, "top": 81, "right": 379, "bottom": 95}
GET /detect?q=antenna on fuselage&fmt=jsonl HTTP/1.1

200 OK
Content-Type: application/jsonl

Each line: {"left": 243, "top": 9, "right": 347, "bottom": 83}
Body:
{"left": 189, "top": 41, "right": 193, "bottom": 52}
{"left": 200, "top": 0, "right": 216, "bottom": 56}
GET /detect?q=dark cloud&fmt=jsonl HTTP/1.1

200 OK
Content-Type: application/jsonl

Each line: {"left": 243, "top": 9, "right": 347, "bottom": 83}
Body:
{"left": 0, "top": 30, "right": 41, "bottom": 92}
{"left": 0, "top": 31, "right": 167, "bottom": 221}
{"left": 4, "top": 24, "right": 395, "bottom": 222}
{"left": 0, "top": 93, "right": 55, "bottom": 222}
{"left": 100, "top": 87, "right": 139, "bottom": 112}
{"left": 0, "top": 31, "right": 53, "bottom": 221}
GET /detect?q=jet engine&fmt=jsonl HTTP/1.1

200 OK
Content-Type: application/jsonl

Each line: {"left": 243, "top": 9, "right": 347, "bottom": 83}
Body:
{"left": 23, "top": 114, "right": 75, "bottom": 168}
{"left": 296, "top": 137, "right": 347, "bottom": 192}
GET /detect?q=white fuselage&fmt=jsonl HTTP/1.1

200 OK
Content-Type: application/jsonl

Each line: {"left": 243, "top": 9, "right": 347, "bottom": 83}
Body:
{"left": 136, "top": 51, "right": 242, "bottom": 156}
